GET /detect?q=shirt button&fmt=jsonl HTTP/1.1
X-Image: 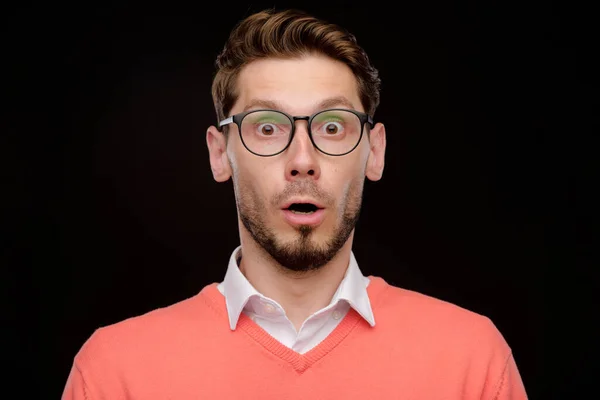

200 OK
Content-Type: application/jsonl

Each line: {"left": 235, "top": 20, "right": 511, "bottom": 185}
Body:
{"left": 263, "top": 303, "right": 276, "bottom": 314}
{"left": 332, "top": 310, "right": 343, "bottom": 320}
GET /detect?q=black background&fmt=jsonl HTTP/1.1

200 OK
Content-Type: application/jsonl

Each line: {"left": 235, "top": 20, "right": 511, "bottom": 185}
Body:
{"left": 3, "top": 1, "right": 597, "bottom": 398}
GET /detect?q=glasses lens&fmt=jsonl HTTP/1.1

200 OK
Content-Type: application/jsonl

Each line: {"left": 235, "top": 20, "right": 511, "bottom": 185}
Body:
{"left": 310, "top": 110, "right": 363, "bottom": 155}
{"left": 241, "top": 110, "right": 292, "bottom": 155}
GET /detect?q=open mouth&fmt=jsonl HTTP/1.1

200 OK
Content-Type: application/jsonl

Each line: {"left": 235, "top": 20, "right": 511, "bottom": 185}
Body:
{"left": 286, "top": 203, "right": 320, "bottom": 214}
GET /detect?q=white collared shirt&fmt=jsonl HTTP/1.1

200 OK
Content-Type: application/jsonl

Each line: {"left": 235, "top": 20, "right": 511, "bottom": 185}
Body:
{"left": 217, "top": 246, "right": 376, "bottom": 354}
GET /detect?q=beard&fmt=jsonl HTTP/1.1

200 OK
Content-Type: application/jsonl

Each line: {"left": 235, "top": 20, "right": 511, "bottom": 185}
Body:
{"left": 235, "top": 179, "right": 363, "bottom": 273}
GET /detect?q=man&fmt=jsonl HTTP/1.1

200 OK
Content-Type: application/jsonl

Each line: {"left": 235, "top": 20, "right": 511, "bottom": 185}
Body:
{"left": 62, "top": 8, "right": 527, "bottom": 399}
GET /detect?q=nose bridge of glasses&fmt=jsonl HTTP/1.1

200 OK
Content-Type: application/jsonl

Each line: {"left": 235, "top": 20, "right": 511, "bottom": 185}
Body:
{"left": 287, "top": 115, "right": 310, "bottom": 140}
{"left": 281, "top": 115, "right": 314, "bottom": 157}
{"left": 291, "top": 115, "right": 310, "bottom": 131}
{"left": 292, "top": 116, "right": 310, "bottom": 122}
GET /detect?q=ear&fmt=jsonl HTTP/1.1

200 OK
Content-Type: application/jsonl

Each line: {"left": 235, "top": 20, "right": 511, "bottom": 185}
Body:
{"left": 365, "top": 122, "right": 386, "bottom": 181}
{"left": 206, "top": 126, "right": 232, "bottom": 182}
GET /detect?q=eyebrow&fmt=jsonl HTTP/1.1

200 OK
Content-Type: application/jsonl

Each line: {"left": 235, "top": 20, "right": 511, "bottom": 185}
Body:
{"left": 318, "top": 96, "right": 357, "bottom": 111}
{"left": 242, "top": 96, "right": 358, "bottom": 113}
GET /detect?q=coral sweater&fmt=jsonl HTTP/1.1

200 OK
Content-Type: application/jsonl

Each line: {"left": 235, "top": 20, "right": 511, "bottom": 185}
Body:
{"left": 62, "top": 276, "right": 527, "bottom": 399}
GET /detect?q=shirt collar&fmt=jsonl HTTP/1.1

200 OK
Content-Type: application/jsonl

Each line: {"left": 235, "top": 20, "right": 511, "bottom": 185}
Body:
{"left": 217, "top": 246, "right": 375, "bottom": 330}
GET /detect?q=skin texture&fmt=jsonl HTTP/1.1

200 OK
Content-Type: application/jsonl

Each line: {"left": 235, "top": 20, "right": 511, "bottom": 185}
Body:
{"left": 206, "top": 54, "right": 386, "bottom": 330}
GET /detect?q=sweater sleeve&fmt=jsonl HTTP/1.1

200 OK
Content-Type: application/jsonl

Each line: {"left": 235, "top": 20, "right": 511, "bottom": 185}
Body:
{"left": 61, "top": 363, "right": 90, "bottom": 400}
{"left": 492, "top": 352, "right": 528, "bottom": 400}
{"left": 477, "top": 316, "right": 528, "bottom": 400}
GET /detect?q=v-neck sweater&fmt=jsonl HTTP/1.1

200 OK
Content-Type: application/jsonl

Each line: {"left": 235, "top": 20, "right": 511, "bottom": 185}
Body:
{"left": 62, "top": 276, "right": 527, "bottom": 399}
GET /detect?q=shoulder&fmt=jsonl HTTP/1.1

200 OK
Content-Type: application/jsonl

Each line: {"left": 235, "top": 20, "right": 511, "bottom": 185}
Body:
{"left": 369, "top": 277, "right": 525, "bottom": 397}
{"left": 74, "top": 284, "right": 223, "bottom": 369}
{"left": 371, "top": 277, "right": 511, "bottom": 354}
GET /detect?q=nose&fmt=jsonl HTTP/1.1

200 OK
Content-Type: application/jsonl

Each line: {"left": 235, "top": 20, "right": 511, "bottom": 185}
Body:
{"left": 284, "top": 121, "right": 321, "bottom": 182}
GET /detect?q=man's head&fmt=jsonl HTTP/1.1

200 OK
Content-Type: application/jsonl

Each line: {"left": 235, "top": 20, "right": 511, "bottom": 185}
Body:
{"left": 206, "top": 9, "right": 386, "bottom": 273}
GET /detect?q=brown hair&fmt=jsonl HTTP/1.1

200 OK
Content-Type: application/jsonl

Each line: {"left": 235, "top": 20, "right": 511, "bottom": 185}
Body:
{"left": 211, "top": 8, "right": 381, "bottom": 132}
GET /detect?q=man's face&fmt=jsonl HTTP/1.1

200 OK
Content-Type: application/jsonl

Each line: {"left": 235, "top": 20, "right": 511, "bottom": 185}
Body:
{"left": 208, "top": 54, "right": 386, "bottom": 273}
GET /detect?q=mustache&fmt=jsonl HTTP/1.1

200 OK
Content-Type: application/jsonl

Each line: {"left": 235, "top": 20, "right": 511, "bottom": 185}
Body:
{"left": 271, "top": 181, "right": 335, "bottom": 207}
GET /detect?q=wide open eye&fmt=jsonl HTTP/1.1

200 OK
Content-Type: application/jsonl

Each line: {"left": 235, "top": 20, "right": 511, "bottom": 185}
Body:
{"left": 257, "top": 123, "right": 277, "bottom": 136}
{"left": 323, "top": 122, "right": 344, "bottom": 135}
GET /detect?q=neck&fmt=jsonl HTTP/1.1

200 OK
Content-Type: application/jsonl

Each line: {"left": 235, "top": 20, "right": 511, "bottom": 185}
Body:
{"left": 238, "top": 226, "right": 355, "bottom": 330}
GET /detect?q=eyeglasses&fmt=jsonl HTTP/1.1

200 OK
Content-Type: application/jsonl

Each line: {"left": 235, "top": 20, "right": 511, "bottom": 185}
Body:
{"left": 218, "top": 108, "right": 374, "bottom": 157}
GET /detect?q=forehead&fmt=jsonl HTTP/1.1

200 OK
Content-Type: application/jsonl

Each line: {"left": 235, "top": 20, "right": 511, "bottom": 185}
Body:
{"left": 234, "top": 54, "right": 363, "bottom": 114}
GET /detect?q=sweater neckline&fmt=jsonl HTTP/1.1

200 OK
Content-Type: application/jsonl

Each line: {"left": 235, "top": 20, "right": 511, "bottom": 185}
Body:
{"left": 201, "top": 276, "right": 388, "bottom": 374}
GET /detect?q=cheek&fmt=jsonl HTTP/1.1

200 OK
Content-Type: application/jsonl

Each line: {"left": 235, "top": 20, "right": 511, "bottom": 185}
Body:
{"left": 326, "top": 158, "right": 365, "bottom": 190}
{"left": 332, "top": 166, "right": 365, "bottom": 211}
{"left": 234, "top": 159, "right": 280, "bottom": 205}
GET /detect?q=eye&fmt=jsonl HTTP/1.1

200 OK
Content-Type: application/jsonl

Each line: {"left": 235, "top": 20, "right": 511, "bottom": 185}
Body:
{"left": 322, "top": 122, "right": 343, "bottom": 135}
{"left": 257, "top": 123, "right": 277, "bottom": 136}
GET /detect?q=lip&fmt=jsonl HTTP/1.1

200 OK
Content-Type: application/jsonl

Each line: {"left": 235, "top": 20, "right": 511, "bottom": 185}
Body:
{"left": 282, "top": 208, "right": 325, "bottom": 227}
{"left": 281, "top": 198, "right": 325, "bottom": 210}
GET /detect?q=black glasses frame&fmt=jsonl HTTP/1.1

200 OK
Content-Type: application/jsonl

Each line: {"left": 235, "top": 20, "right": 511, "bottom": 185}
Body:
{"left": 218, "top": 108, "right": 374, "bottom": 157}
